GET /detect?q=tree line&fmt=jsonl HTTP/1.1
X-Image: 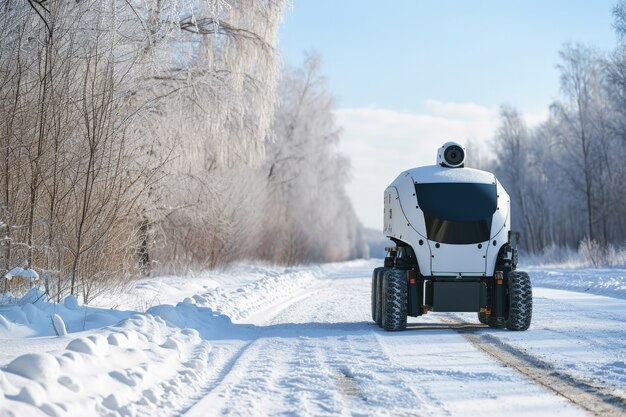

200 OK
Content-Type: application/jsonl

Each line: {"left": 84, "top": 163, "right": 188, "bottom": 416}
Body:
{"left": 0, "top": 0, "right": 366, "bottom": 302}
{"left": 483, "top": 3, "right": 626, "bottom": 263}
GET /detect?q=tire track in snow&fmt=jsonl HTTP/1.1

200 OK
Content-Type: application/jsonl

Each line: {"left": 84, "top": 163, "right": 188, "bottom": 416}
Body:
{"left": 182, "top": 279, "right": 344, "bottom": 416}
{"left": 370, "top": 332, "right": 450, "bottom": 416}
{"left": 443, "top": 319, "right": 626, "bottom": 417}
{"left": 177, "top": 340, "right": 254, "bottom": 417}
{"left": 180, "top": 274, "right": 334, "bottom": 416}
{"left": 270, "top": 276, "right": 441, "bottom": 414}
{"left": 293, "top": 276, "right": 448, "bottom": 415}
{"left": 186, "top": 336, "right": 353, "bottom": 416}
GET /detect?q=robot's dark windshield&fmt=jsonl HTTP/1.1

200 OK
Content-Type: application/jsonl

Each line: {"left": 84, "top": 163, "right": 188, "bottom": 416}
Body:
{"left": 415, "top": 182, "right": 497, "bottom": 244}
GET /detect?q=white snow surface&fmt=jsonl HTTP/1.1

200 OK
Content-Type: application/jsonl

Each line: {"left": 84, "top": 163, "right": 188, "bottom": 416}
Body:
{"left": 524, "top": 265, "right": 626, "bottom": 299}
{"left": 0, "top": 259, "right": 624, "bottom": 416}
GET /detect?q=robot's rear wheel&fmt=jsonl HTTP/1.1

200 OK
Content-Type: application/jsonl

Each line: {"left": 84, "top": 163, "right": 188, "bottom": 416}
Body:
{"left": 371, "top": 267, "right": 383, "bottom": 322}
{"left": 376, "top": 268, "right": 386, "bottom": 326}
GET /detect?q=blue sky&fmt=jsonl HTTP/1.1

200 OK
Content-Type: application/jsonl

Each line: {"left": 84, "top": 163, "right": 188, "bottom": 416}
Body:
{"left": 278, "top": 1, "right": 618, "bottom": 229}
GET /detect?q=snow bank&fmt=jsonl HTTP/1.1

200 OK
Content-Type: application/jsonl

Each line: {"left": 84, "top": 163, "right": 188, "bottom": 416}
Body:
{"left": 91, "top": 262, "right": 333, "bottom": 312}
{"left": 0, "top": 262, "right": 343, "bottom": 416}
{"left": 0, "top": 289, "right": 130, "bottom": 338}
{"left": 0, "top": 262, "right": 334, "bottom": 339}
{"left": 0, "top": 302, "right": 231, "bottom": 417}
{"left": 6, "top": 353, "right": 60, "bottom": 381}
{"left": 188, "top": 268, "right": 322, "bottom": 321}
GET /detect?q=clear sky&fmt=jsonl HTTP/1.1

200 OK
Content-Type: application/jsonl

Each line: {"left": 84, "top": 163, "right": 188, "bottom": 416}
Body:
{"left": 277, "top": 1, "right": 617, "bottom": 230}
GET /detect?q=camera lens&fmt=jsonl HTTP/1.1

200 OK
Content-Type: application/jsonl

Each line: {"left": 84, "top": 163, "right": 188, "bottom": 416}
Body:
{"left": 444, "top": 145, "right": 464, "bottom": 166}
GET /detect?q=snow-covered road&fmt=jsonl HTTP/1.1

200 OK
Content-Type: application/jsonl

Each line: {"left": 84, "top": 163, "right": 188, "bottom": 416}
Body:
{"left": 184, "top": 262, "right": 622, "bottom": 417}
{"left": 1, "top": 260, "right": 625, "bottom": 416}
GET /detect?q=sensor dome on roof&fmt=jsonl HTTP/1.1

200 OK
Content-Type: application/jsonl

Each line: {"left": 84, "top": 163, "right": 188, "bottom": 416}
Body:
{"left": 437, "top": 141, "right": 466, "bottom": 168}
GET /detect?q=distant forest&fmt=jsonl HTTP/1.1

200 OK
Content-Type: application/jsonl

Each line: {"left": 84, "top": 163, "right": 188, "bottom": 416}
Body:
{"left": 471, "top": 2, "right": 626, "bottom": 265}
{"left": 0, "top": 0, "right": 366, "bottom": 302}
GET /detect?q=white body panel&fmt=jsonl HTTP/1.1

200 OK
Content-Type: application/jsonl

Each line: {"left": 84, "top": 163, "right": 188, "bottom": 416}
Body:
{"left": 384, "top": 165, "right": 510, "bottom": 277}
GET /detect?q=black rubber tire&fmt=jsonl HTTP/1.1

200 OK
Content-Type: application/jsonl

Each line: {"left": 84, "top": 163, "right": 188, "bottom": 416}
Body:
{"left": 505, "top": 270, "right": 532, "bottom": 331}
{"left": 371, "top": 267, "right": 383, "bottom": 322}
{"left": 375, "top": 268, "right": 387, "bottom": 326}
{"left": 478, "top": 311, "right": 488, "bottom": 324}
{"left": 381, "top": 268, "right": 407, "bottom": 331}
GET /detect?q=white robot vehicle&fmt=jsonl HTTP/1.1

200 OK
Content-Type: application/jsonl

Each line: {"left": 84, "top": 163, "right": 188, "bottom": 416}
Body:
{"left": 372, "top": 142, "right": 532, "bottom": 331}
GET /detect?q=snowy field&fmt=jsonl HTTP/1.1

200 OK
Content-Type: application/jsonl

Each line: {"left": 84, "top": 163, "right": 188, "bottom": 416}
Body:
{"left": 0, "top": 260, "right": 625, "bottom": 416}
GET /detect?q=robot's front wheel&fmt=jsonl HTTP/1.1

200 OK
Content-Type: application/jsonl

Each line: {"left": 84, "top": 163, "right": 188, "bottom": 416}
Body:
{"left": 381, "top": 268, "right": 407, "bottom": 331}
{"left": 484, "top": 270, "right": 533, "bottom": 330}
{"left": 505, "top": 271, "right": 532, "bottom": 331}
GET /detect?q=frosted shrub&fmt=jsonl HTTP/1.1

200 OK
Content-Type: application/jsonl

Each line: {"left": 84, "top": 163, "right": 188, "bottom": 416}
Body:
{"left": 578, "top": 239, "right": 626, "bottom": 268}
{"left": 522, "top": 240, "right": 626, "bottom": 268}
{"left": 606, "top": 244, "right": 626, "bottom": 267}
{"left": 578, "top": 239, "right": 605, "bottom": 267}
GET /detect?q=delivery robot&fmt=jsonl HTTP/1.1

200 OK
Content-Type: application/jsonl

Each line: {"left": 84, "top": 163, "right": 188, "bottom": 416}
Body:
{"left": 372, "top": 142, "right": 532, "bottom": 331}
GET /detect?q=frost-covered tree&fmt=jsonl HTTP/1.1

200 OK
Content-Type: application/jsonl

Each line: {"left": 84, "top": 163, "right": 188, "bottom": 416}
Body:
{"left": 148, "top": 0, "right": 287, "bottom": 273}
{"left": 491, "top": 37, "right": 626, "bottom": 255}
{"left": 550, "top": 44, "right": 610, "bottom": 243}
{"left": 0, "top": 0, "right": 290, "bottom": 297}
{"left": 0, "top": 0, "right": 367, "bottom": 300}
{"left": 260, "top": 53, "right": 367, "bottom": 264}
